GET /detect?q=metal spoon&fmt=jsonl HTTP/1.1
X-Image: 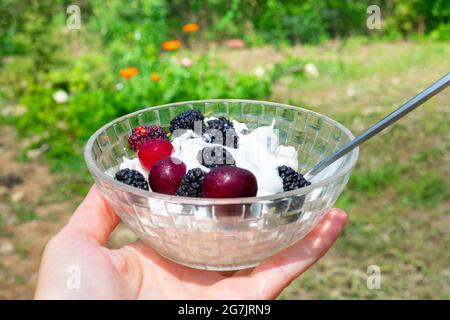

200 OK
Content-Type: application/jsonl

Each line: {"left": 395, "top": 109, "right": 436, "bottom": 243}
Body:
{"left": 305, "top": 72, "right": 450, "bottom": 180}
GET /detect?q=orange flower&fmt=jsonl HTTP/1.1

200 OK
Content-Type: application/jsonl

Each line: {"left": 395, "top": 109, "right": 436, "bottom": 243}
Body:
{"left": 162, "top": 40, "right": 182, "bottom": 51}
{"left": 150, "top": 72, "right": 160, "bottom": 81}
{"left": 183, "top": 23, "right": 200, "bottom": 33}
{"left": 119, "top": 67, "right": 139, "bottom": 79}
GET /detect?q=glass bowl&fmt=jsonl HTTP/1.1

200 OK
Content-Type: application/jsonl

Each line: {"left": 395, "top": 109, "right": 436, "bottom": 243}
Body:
{"left": 84, "top": 100, "right": 358, "bottom": 270}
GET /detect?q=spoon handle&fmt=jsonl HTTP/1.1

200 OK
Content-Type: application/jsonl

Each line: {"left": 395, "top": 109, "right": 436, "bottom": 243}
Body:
{"left": 307, "top": 72, "right": 450, "bottom": 177}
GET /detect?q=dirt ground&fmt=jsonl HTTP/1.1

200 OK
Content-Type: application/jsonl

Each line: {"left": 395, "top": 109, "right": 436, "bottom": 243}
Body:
{"left": 0, "top": 126, "right": 64, "bottom": 298}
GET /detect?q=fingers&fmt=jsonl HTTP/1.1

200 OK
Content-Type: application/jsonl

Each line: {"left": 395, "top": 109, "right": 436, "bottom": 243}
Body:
{"left": 225, "top": 209, "right": 347, "bottom": 299}
{"left": 63, "top": 184, "right": 120, "bottom": 245}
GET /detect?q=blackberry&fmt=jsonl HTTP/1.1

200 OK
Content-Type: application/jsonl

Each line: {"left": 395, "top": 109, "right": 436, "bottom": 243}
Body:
{"left": 115, "top": 169, "right": 149, "bottom": 191}
{"left": 176, "top": 168, "right": 207, "bottom": 197}
{"left": 277, "top": 165, "right": 311, "bottom": 191}
{"left": 169, "top": 109, "right": 204, "bottom": 136}
{"left": 197, "top": 146, "right": 235, "bottom": 169}
{"left": 128, "top": 125, "right": 168, "bottom": 151}
{"left": 204, "top": 116, "right": 239, "bottom": 148}
{"left": 146, "top": 125, "right": 168, "bottom": 139}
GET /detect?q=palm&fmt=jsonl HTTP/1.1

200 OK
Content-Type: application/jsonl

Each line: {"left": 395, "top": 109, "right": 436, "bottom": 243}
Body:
{"left": 35, "top": 186, "right": 347, "bottom": 300}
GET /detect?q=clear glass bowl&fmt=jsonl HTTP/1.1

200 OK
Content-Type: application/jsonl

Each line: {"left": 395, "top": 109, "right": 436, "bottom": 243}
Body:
{"left": 84, "top": 100, "right": 358, "bottom": 270}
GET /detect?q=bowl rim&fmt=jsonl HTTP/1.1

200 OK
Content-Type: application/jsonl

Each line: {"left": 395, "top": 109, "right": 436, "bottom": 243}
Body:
{"left": 84, "top": 99, "right": 359, "bottom": 205}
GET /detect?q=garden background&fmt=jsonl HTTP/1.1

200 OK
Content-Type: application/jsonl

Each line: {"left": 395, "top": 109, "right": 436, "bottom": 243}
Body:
{"left": 0, "top": 0, "right": 449, "bottom": 299}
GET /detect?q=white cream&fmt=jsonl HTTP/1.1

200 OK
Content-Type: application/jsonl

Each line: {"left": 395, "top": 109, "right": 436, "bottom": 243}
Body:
{"left": 119, "top": 156, "right": 148, "bottom": 178}
{"left": 171, "top": 130, "right": 210, "bottom": 171}
{"left": 204, "top": 116, "right": 218, "bottom": 122}
{"left": 231, "top": 119, "right": 249, "bottom": 134}
{"left": 229, "top": 122, "right": 284, "bottom": 196}
{"left": 275, "top": 145, "right": 298, "bottom": 171}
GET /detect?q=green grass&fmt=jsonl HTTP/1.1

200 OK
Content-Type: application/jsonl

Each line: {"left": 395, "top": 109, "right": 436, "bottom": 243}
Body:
{"left": 14, "top": 241, "right": 30, "bottom": 259}
{"left": 10, "top": 203, "right": 38, "bottom": 223}
{"left": 15, "top": 275, "right": 26, "bottom": 285}
{"left": 269, "top": 39, "right": 450, "bottom": 299}
{"left": 0, "top": 214, "right": 6, "bottom": 237}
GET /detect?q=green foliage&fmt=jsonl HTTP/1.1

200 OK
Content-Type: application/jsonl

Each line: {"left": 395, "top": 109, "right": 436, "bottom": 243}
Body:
{"left": 0, "top": 0, "right": 66, "bottom": 68}
{"left": 88, "top": 0, "right": 168, "bottom": 64}
{"left": 165, "top": 0, "right": 449, "bottom": 44}
{"left": 254, "top": 0, "right": 329, "bottom": 44}
{"left": 1, "top": 0, "right": 448, "bottom": 57}
{"left": 429, "top": 23, "right": 450, "bottom": 41}
{"left": 0, "top": 0, "right": 272, "bottom": 168}
{"left": 7, "top": 51, "right": 271, "bottom": 164}
{"left": 382, "top": 0, "right": 450, "bottom": 37}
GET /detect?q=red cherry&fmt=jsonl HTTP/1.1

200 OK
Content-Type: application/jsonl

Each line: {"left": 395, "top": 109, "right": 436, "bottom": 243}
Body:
{"left": 138, "top": 139, "right": 174, "bottom": 171}
{"left": 202, "top": 166, "right": 258, "bottom": 198}
{"left": 149, "top": 157, "right": 186, "bottom": 195}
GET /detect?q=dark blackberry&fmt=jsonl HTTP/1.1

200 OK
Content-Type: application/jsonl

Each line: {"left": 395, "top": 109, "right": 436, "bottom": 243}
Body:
{"left": 128, "top": 125, "right": 168, "bottom": 151}
{"left": 207, "top": 116, "right": 233, "bottom": 131}
{"left": 176, "top": 168, "right": 207, "bottom": 197}
{"left": 197, "top": 146, "right": 236, "bottom": 169}
{"left": 146, "top": 125, "right": 168, "bottom": 139}
{"left": 204, "top": 116, "right": 239, "bottom": 148}
{"left": 115, "top": 169, "right": 149, "bottom": 191}
{"left": 277, "top": 165, "right": 311, "bottom": 191}
{"left": 169, "top": 109, "right": 204, "bottom": 136}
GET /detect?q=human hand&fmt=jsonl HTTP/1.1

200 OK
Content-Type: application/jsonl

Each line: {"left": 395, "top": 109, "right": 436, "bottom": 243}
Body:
{"left": 35, "top": 185, "right": 347, "bottom": 299}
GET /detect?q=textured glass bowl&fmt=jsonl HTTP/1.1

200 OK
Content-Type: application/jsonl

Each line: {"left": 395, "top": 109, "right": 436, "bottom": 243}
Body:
{"left": 84, "top": 100, "right": 358, "bottom": 270}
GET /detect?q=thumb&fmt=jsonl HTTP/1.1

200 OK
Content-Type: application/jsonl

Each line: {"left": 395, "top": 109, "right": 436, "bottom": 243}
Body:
{"left": 63, "top": 184, "right": 120, "bottom": 245}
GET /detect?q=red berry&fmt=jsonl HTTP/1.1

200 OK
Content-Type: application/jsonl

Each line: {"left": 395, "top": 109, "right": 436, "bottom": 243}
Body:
{"left": 202, "top": 166, "right": 258, "bottom": 198}
{"left": 149, "top": 157, "right": 186, "bottom": 195}
{"left": 128, "top": 125, "right": 168, "bottom": 151}
{"left": 138, "top": 139, "right": 174, "bottom": 171}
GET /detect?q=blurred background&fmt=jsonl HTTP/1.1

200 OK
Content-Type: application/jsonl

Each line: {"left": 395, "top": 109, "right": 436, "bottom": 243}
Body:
{"left": 0, "top": 0, "right": 449, "bottom": 299}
